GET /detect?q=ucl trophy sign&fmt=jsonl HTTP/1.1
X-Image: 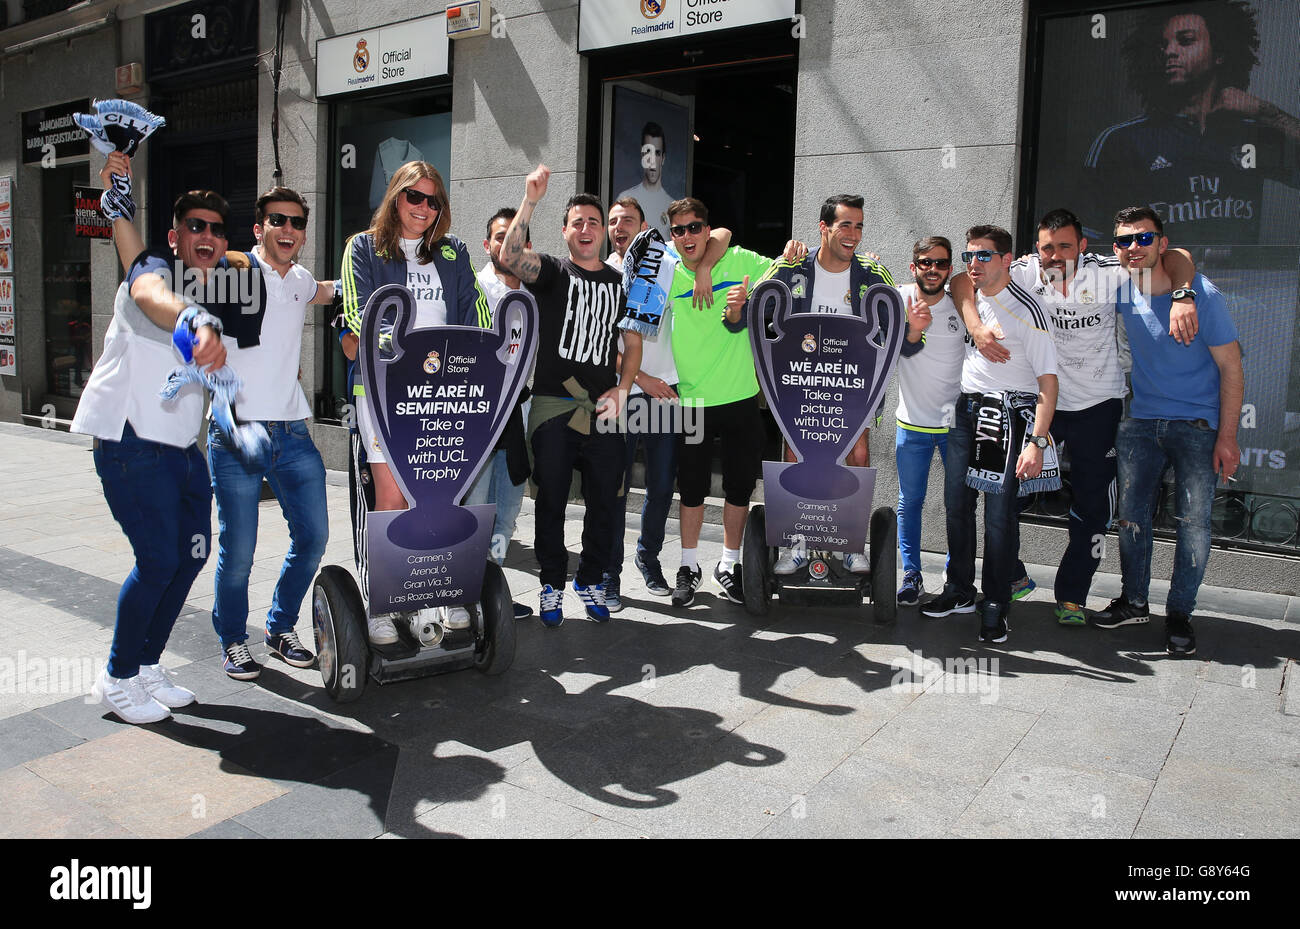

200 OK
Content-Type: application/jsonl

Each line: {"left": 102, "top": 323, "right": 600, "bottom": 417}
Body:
{"left": 359, "top": 284, "right": 538, "bottom": 614}
{"left": 749, "top": 278, "right": 905, "bottom": 552}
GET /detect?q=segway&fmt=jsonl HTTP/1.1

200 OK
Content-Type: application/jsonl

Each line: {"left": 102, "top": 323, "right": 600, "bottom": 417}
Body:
{"left": 739, "top": 278, "right": 905, "bottom": 624}
{"left": 312, "top": 284, "right": 538, "bottom": 703}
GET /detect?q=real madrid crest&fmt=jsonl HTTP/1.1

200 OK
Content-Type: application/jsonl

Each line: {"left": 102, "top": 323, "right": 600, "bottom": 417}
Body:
{"left": 354, "top": 39, "right": 370, "bottom": 73}
{"left": 801, "top": 333, "right": 817, "bottom": 353}
{"left": 423, "top": 350, "right": 441, "bottom": 374}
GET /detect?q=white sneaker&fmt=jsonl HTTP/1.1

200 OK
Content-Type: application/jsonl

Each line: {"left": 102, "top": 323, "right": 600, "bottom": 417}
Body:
{"left": 844, "top": 552, "right": 871, "bottom": 574}
{"left": 136, "top": 664, "right": 196, "bottom": 708}
{"left": 774, "top": 546, "right": 808, "bottom": 575}
{"left": 90, "top": 668, "right": 170, "bottom": 724}
{"left": 367, "top": 612, "right": 399, "bottom": 645}
{"left": 441, "top": 605, "right": 471, "bottom": 630}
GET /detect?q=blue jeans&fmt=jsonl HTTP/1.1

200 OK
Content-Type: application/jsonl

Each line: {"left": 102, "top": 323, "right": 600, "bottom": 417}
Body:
{"left": 95, "top": 423, "right": 211, "bottom": 679}
{"left": 942, "top": 395, "right": 1023, "bottom": 605}
{"left": 895, "top": 425, "right": 949, "bottom": 576}
{"left": 465, "top": 448, "right": 527, "bottom": 566}
{"left": 611, "top": 394, "right": 680, "bottom": 579}
{"left": 209, "top": 419, "right": 328, "bottom": 646}
{"left": 1116, "top": 417, "right": 1217, "bottom": 615}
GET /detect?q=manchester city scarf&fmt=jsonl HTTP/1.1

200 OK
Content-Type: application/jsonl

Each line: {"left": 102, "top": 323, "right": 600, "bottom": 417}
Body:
{"left": 72, "top": 99, "right": 165, "bottom": 223}
{"left": 620, "top": 228, "right": 677, "bottom": 337}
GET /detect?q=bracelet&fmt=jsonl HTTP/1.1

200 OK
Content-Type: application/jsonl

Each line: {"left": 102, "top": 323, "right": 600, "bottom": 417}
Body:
{"left": 172, "top": 304, "right": 223, "bottom": 363}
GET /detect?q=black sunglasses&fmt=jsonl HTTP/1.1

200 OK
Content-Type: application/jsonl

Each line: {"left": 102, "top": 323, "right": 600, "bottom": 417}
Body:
{"left": 670, "top": 221, "right": 705, "bottom": 237}
{"left": 402, "top": 188, "right": 441, "bottom": 209}
{"left": 182, "top": 217, "right": 227, "bottom": 238}
{"left": 264, "top": 212, "right": 307, "bottom": 231}
{"left": 914, "top": 257, "right": 952, "bottom": 270}
{"left": 1113, "top": 231, "right": 1157, "bottom": 249}
{"left": 961, "top": 249, "right": 1005, "bottom": 263}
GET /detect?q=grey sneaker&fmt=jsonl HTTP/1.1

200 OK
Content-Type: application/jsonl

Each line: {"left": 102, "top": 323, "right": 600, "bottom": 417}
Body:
{"left": 602, "top": 573, "right": 625, "bottom": 613}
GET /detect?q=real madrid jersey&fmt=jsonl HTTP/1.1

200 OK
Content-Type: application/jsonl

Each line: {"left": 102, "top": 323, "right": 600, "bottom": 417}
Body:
{"left": 1009, "top": 253, "right": 1126, "bottom": 412}
{"left": 895, "top": 284, "right": 965, "bottom": 430}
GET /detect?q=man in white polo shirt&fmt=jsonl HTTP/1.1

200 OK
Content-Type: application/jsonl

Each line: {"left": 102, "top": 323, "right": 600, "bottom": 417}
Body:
{"left": 207, "top": 187, "right": 337, "bottom": 680}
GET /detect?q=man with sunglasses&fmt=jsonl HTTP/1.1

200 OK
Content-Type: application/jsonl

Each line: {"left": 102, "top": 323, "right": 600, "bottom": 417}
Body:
{"left": 893, "top": 237, "right": 963, "bottom": 604}
{"left": 1099, "top": 207, "right": 1242, "bottom": 656}
{"left": 767, "top": 194, "right": 922, "bottom": 576}
{"left": 921, "top": 226, "right": 1059, "bottom": 644}
{"left": 499, "top": 166, "right": 642, "bottom": 626}
{"left": 207, "top": 187, "right": 339, "bottom": 680}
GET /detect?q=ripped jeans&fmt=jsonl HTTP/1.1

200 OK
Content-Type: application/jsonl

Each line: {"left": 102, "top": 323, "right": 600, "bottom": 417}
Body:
{"left": 1115, "top": 417, "right": 1218, "bottom": 615}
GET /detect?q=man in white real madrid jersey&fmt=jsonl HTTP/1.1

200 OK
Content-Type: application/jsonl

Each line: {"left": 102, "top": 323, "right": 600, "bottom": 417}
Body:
{"left": 893, "top": 236, "right": 961, "bottom": 605}
{"left": 1002, "top": 208, "right": 1201, "bottom": 627}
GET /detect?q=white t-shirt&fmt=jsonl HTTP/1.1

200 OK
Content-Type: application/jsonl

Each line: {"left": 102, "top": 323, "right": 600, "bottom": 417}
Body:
{"left": 808, "top": 265, "right": 853, "bottom": 314}
{"left": 611, "top": 245, "right": 677, "bottom": 391}
{"left": 1010, "top": 253, "right": 1126, "bottom": 411}
{"left": 895, "top": 283, "right": 966, "bottom": 430}
{"left": 960, "top": 281, "right": 1057, "bottom": 395}
{"left": 616, "top": 182, "right": 676, "bottom": 241}
{"left": 402, "top": 238, "right": 448, "bottom": 327}
{"left": 223, "top": 249, "right": 317, "bottom": 422}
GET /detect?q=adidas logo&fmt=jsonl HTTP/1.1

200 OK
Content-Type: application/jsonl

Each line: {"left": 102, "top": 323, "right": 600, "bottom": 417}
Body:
{"left": 1150, "top": 155, "right": 1172, "bottom": 171}
{"left": 1106, "top": 447, "right": 1117, "bottom": 458}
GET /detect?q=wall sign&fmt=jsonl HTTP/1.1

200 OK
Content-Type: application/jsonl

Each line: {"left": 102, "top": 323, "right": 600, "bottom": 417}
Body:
{"left": 316, "top": 13, "right": 450, "bottom": 97}
{"left": 74, "top": 187, "right": 112, "bottom": 239}
{"left": 579, "top": 0, "right": 795, "bottom": 51}
{"left": 21, "top": 101, "right": 90, "bottom": 166}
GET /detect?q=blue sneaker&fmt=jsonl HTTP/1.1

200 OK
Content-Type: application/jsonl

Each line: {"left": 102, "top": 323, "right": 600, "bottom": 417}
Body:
{"left": 572, "top": 580, "right": 610, "bottom": 623}
{"left": 265, "top": 629, "right": 315, "bottom": 668}
{"left": 539, "top": 585, "right": 564, "bottom": 627}
{"left": 1011, "top": 575, "right": 1037, "bottom": 601}
{"left": 602, "top": 573, "right": 625, "bottom": 613}
{"left": 897, "top": 570, "right": 923, "bottom": 605}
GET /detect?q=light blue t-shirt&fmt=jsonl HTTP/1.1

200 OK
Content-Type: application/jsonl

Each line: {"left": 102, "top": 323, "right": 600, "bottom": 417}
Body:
{"left": 1117, "top": 273, "right": 1238, "bottom": 428}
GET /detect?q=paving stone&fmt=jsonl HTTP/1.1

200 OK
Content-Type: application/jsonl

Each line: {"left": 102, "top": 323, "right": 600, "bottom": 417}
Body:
{"left": 25, "top": 727, "right": 289, "bottom": 838}
{"left": 189, "top": 819, "right": 266, "bottom": 839}
{"left": 0, "top": 766, "right": 135, "bottom": 838}
{"left": 1013, "top": 692, "right": 1186, "bottom": 781}
{"left": 413, "top": 781, "right": 597, "bottom": 839}
{"left": 1136, "top": 755, "right": 1300, "bottom": 838}
{"left": 234, "top": 746, "right": 399, "bottom": 839}
{"left": 570, "top": 816, "right": 653, "bottom": 838}
{"left": 0, "top": 710, "right": 85, "bottom": 771}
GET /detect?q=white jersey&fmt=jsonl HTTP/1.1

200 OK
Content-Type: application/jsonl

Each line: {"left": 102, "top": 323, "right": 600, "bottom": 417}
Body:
{"left": 223, "top": 249, "right": 317, "bottom": 422}
{"left": 400, "top": 238, "right": 448, "bottom": 327}
{"left": 895, "top": 284, "right": 965, "bottom": 430}
{"left": 961, "top": 281, "right": 1057, "bottom": 395}
{"left": 808, "top": 265, "right": 853, "bottom": 314}
{"left": 1010, "top": 253, "right": 1126, "bottom": 411}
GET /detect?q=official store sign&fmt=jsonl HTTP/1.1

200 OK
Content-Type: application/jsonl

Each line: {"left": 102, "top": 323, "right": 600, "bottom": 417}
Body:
{"left": 579, "top": 0, "right": 795, "bottom": 51}
{"left": 317, "top": 13, "right": 449, "bottom": 97}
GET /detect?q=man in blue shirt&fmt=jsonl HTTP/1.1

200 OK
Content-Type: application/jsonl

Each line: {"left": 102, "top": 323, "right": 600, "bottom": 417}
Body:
{"left": 1095, "top": 206, "right": 1244, "bottom": 656}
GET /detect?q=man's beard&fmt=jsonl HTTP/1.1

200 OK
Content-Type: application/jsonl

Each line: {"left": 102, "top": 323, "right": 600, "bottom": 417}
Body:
{"left": 917, "top": 276, "right": 948, "bottom": 296}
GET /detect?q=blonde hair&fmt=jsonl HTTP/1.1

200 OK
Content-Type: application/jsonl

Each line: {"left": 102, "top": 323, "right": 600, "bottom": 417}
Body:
{"left": 369, "top": 161, "right": 452, "bottom": 263}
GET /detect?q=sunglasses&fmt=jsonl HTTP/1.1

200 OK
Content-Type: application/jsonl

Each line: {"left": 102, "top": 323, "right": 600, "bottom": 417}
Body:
{"left": 1113, "top": 231, "right": 1157, "bottom": 249}
{"left": 181, "top": 217, "right": 227, "bottom": 238}
{"left": 961, "top": 249, "right": 1005, "bottom": 263}
{"left": 670, "top": 221, "right": 705, "bottom": 238}
{"left": 402, "top": 188, "right": 441, "bottom": 209}
{"left": 264, "top": 212, "right": 307, "bottom": 231}
{"left": 914, "top": 257, "right": 952, "bottom": 270}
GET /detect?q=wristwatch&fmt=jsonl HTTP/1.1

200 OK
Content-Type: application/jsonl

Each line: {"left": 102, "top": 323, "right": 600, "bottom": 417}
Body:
{"left": 1171, "top": 287, "right": 1197, "bottom": 300}
{"left": 1027, "top": 434, "right": 1049, "bottom": 449}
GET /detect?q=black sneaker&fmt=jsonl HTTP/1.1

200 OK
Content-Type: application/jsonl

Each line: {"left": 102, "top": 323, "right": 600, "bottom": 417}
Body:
{"left": 512, "top": 602, "right": 533, "bottom": 620}
{"left": 636, "top": 552, "right": 671, "bottom": 597}
{"left": 222, "top": 641, "right": 262, "bottom": 680}
{"left": 978, "top": 601, "right": 1009, "bottom": 643}
{"left": 919, "top": 588, "right": 977, "bottom": 618}
{"left": 713, "top": 562, "right": 743, "bottom": 604}
{"left": 266, "top": 629, "right": 315, "bottom": 668}
{"left": 671, "top": 565, "right": 703, "bottom": 607}
{"left": 1092, "top": 596, "right": 1150, "bottom": 629}
{"left": 1165, "top": 610, "right": 1197, "bottom": 656}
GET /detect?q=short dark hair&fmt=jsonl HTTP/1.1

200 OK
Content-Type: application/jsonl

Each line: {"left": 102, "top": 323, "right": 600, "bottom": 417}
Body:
{"left": 966, "top": 224, "right": 1013, "bottom": 255}
{"left": 1113, "top": 206, "right": 1164, "bottom": 234}
{"left": 913, "top": 236, "right": 953, "bottom": 262}
{"left": 641, "top": 121, "right": 666, "bottom": 155}
{"left": 667, "top": 197, "right": 708, "bottom": 224}
{"left": 612, "top": 196, "right": 645, "bottom": 226}
{"left": 174, "top": 190, "right": 230, "bottom": 226}
{"left": 819, "top": 194, "right": 864, "bottom": 226}
{"left": 486, "top": 207, "right": 517, "bottom": 240}
{"left": 564, "top": 193, "right": 604, "bottom": 226}
{"left": 1037, "top": 208, "right": 1082, "bottom": 241}
{"left": 254, "top": 187, "right": 309, "bottom": 225}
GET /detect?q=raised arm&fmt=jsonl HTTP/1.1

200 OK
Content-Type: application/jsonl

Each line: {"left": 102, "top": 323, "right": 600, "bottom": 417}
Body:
{"left": 100, "top": 153, "right": 145, "bottom": 276}
{"left": 500, "top": 165, "right": 549, "bottom": 285}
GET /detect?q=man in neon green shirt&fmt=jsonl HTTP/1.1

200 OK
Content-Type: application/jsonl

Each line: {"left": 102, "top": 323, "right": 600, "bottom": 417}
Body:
{"left": 666, "top": 197, "right": 776, "bottom": 608}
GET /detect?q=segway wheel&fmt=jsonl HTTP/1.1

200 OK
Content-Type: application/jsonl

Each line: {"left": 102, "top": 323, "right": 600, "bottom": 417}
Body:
{"left": 869, "top": 506, "right": 898, "bottom": 625}
{"left": 474, "top": 561, "right": 516, "bottom": 675}
{"left": 312, "top": 565, "right": 369, "bottom": 703}
{"left": 742, "top": 505, "right": 772, "bottom": 616}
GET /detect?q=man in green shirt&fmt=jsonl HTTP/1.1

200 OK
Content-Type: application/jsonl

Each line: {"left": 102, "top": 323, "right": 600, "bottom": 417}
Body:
{"left": 667, "top": 197, "right": 776, "bottom": 607}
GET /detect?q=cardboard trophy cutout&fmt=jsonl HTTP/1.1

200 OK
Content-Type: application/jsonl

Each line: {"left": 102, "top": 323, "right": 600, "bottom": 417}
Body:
{"left": 749, "top": 278, "right": 905, "bottom": 552}
{"left": 359, "top": 283, "right": 538, "bottom": 614}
